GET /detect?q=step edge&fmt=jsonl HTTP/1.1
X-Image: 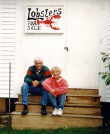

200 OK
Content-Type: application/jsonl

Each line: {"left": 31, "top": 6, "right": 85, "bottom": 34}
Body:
{"left": 67, "top": 95, "right": 101, "bottom": 97}
{"left": 16, "top": 102, "right": 101, "bottom": 108}
{"left": 11, "top": 112, "right": 103, "bottom": 119}
{"left": 18, "top": 95, "right": 101, "bottom": 97}
{"left": 69, "top": 88, "right": 99, "bottom": 90}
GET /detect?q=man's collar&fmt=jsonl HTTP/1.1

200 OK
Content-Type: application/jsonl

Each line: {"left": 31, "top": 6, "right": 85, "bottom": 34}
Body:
{"left": 35, "top": 66, "right": 43, "bottom": 72}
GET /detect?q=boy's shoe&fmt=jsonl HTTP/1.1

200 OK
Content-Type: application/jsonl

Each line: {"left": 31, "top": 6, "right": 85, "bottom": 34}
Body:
{"left": 57, "top": 108, "right": 63, "bottom": 116}
{"left": 21, "top": 105, "right": 29, "bottom": 115}
{"left": 41, "top": 105, "right": 47, "bottom": 115}
{"left": 52, "top": 108, "right": 58, "bottom": 116}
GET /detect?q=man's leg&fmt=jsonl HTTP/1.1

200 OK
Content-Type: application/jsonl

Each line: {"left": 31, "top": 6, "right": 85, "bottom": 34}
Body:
{"left": 30, "top": 86, "right": 48, "bottom": 115}
{"left": 21, "top": 82, "right": 30, "bottom": 115}
{"left": 40, "top": 88, "right": 48, "bottom": 105}
{"left": 40, "top": 88, "right": 49, "bottom": 115}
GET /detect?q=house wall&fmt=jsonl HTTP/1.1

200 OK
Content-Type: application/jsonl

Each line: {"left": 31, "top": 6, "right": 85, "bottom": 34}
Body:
{"left": 16, "top": 0, "right": 107, "bottom": 89}
{"left": 0, "top": 0, "right": 110, "bottom": 102}
{"left": 64, "top": 0, "right": 106, "bottom": 89}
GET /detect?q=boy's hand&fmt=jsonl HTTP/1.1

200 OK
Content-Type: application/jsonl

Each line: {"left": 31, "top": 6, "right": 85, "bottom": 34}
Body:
{"left": 32, "top": 80, "right": 39, "bottom": 87}
{"left": 50, "top": 89, "right": 55, "bottom": 94}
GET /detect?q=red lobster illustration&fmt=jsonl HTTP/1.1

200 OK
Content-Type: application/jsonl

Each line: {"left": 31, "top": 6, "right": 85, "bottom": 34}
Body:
{"left": 35, "top": 15, "right": 61, "bottom": 30}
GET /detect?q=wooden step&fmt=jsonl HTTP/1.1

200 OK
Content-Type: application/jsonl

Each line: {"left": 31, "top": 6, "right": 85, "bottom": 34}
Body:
{"left": 0, "top": 99, "right": 6, "bottom": 113}
{"left": 16, "top": 101, "right": 101, "bottom": 107}
{"left": 0, "top": 114, "right": 10, "bottom": 128}
{"left": 18, "top": 95, "right": 100, "bottom": 105}
{"left": 67, "top": 95, "right": 100, "bottom": 105}
{"left": 11, "top": 112, "right": 102, "bottom": 129}
{"left": 19, "top": 95, "right": 41, "bottom": 104}
{"left": 69, "top": 88, "right": 99, "bottom": 96}
{"left": 15, "top": 103, "right": 101, "bottom": 116}
{"left": 18, "top": 88, "right": 99, "bottom": 99}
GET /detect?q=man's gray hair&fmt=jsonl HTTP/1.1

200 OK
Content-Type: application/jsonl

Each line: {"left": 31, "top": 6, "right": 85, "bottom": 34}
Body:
{"left": 34, "top": 57, "right": 43, "bottom": 63}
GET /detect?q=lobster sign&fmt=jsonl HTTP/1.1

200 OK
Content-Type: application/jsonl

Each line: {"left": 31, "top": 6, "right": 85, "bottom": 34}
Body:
{"left": 25, "top": 6, "right": 64, "bottom": 33}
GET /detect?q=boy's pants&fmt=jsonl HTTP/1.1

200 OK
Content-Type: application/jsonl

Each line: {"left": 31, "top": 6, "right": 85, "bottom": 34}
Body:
{"left": 48, "top": 93, "right": 66, "bottom": 109}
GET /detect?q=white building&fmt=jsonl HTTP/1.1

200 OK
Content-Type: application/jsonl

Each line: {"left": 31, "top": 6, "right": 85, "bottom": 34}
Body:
{"left": 0, "top": 0, "right": 110, "bottom": 102}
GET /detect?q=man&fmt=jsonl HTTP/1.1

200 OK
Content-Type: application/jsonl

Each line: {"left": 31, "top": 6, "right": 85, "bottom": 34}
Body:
{"left": 21, "top": 57, "right": 51, "bottom": 115}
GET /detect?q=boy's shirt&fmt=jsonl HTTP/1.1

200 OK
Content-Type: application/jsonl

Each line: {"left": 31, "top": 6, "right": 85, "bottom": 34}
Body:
{"left": 42, "top": 77, "right": 68, "bottom": 96}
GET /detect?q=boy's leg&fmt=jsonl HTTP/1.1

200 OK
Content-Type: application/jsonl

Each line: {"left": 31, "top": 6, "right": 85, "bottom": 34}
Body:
{"left": 56, "top": 94, "right": 66, "bottom": 116}
{"left": 48, "top": 93, "right": 59, "bottom": 115}
{"left": 21, "top": 82, "right": 30, "bottom": 115}
{"left": 48, "top": 93, "right": 58, "bottom": 108}
{"left": 57, "top": 94, "right": 66, "bottom": 109}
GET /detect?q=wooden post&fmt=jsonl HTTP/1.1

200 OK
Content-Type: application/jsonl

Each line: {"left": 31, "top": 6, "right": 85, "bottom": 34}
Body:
{"left": 8, "top": 62, "right": 12, "bottom": 128}
{"left": 9, "top": 62, "right": 11, "bottom": 113}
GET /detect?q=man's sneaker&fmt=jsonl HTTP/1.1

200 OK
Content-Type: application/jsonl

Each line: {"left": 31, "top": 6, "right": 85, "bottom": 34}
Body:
{"left": 52, "top": 108, "right": 58, "bottom": 116}
{"left": 41, "top": 105, "right": 47, "bottom": 115}
{"left": 57, "top": 108, "right": 63, "bottom": 116}
{"left": 21, "top": 105, "right": 28, "bottom": 115}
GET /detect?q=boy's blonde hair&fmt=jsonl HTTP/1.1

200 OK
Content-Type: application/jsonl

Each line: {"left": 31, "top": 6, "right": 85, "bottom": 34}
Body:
{"left": 51, "top": 66, "right": 62, "bottom": 73}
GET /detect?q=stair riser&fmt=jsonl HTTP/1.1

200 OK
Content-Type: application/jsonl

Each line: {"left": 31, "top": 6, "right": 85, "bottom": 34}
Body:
{"left": 67, "top": 96, "right": 100, "bottom": 105}
{"left": 12, "top": 114, "right": 102, "bottom": 129}
{"left": 19, "top": 96, "right": 40, "bottom": 104}
{"left": 19, "top": 96, "right": 100, "bottom": 105}
{"left": 13, "top": 89, "right": 101, "bottom": 129}
{"left": 16, "top": 105, "right": 101, "bottom": 115}
{"left": 69, "top": 89, "right": 98, "bottom": 96}
{"left": 0, "top": 99, "right": 6, "bottom": 113}
{"left": 0, "top": 116, "right": 10, "bottom": 128}
{"left": 19, "top": 89, "right": 99, "bottom": 96}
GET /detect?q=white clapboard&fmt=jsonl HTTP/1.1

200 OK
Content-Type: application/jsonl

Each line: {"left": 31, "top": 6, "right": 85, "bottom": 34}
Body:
{"left": 0, "top": 0, "right": 16, "bottom": 98}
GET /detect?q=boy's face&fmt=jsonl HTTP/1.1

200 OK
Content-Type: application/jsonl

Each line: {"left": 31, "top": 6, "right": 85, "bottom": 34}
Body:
{"left": 52, "top": 70, "right": 61, "bottom": 79}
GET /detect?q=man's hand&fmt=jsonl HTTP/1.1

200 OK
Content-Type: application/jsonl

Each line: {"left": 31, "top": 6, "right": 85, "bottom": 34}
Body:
{"left": 32, "top": 80, "right": 40, "bottom": 87}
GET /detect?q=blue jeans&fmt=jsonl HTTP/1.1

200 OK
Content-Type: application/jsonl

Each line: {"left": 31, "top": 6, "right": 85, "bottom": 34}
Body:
{"left": 48, "top": 93, "right": 66, "bottom": 109}
{"left": 21, "top": 82, "right": 48, "bottom": 106}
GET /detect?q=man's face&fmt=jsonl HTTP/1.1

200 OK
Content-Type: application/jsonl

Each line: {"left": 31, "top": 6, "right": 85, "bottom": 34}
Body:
{"left": 34, "top": 60, "right": 43, "bottom": 70}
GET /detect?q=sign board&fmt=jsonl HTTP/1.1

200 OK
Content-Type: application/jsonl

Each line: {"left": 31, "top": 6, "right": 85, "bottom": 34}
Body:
{"left": 24, "top": 5, "right": 64, "bottom": 33}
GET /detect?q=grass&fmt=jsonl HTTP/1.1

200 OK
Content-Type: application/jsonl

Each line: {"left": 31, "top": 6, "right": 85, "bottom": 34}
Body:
{"left": 0, "top": 128, "right": 110, "bottom": 134}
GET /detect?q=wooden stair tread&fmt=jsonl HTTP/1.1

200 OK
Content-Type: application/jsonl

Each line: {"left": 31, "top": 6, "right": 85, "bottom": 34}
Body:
{"left": 18, "top": 88, "right": 100, "bottom": 106}
{"left": 67, "top": 95, "right": 100, "bottom": 97}
{"left": 0, "top": 114, "right": 10, "bottom": 128}
{"left": 18, "top": 95, "right": 100, "bottom": 97}
{"left": 65, "top": 88, "right": 99, "bottom": 95}
{"left": 12, "top": 88, "right": 102, "bottom": 129}
{"left": 65, "top": 103, "right": 101, "bottom": 107}
{"left": 16, "top": 102, "right": 101, "bottom": 107}
{"left": 18, "top": 88, "right": 99, "bottom": 99}
{"left": 0, "top": 113, "right": 9, "bottom": 115}
{"left": 18, "top": 95, "right": 101, "bottom": 100}
{"left": 69, "top": 88, "right": 98, "bottom": 90}
{"left": 16, "top": 103, "right": 101, "bottom": 116}
{"left": 12, "top": 113, "right": 102, "bottom": 129}
{"left": 0, "top": 99, "right": 6, "bottom": 113}
{"left": 12, "top": 112, "right": 103, "bottom": 119}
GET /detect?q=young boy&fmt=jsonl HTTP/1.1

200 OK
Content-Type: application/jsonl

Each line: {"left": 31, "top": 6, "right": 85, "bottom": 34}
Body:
{"left": 42, "top": 66, "right": 68, "bottom": 116}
